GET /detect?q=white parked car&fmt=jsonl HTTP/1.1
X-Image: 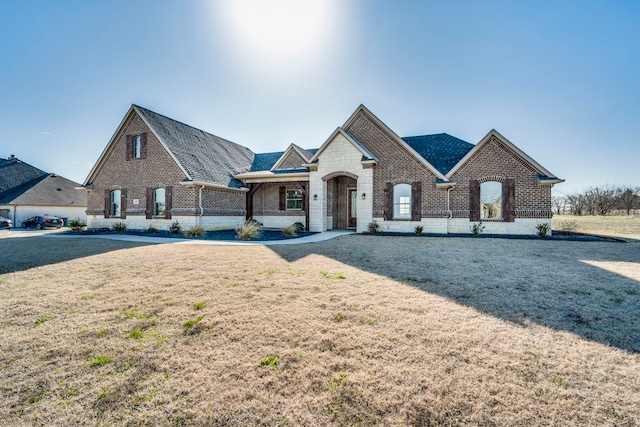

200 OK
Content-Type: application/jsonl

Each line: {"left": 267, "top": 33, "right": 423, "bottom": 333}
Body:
{"left": 0, "top": 215, "right": 12, "bottom": 229}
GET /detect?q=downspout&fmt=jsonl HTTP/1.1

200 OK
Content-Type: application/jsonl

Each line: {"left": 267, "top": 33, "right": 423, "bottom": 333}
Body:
{"left": 446, "top": 187, "right": 453, "bottom": 234}
{"left": 199, "top": 185, "right": 205, "bottom": 225}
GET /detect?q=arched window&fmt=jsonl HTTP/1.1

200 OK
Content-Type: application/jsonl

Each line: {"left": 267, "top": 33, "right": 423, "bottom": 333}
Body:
{"left": 393, "top": 183, "right": 411, "bottom": 219}
{"left": 153, "top": 188, "right": 166, "bottom": 216}
{"left": 480, "top": 181, "right": 502, "bottom": 219}
{"left": 110, "top": 190, "right": 121, "bottom": 217}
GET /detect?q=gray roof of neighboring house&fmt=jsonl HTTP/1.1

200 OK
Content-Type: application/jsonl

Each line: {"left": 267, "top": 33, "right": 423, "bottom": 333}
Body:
{"left": 135, "top": 105, "right": 255, "bottom": 188}
{"left": 0, "top": 156, "right": 48, "bottom": 198}
{"left": 0, "top": 173, "right": 86, "bottom": 206}
{"left": 402, "top": 133, "right": 475, "bottom": 175}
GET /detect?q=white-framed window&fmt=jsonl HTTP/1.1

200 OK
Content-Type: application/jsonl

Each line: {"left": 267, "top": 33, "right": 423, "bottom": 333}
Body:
{"left": 393, "top": 183, "right": 411, "bottom": 219}
{"left": 481, "top": 181, "right": 502, "bottom": 219}
{"left": 286, "top": 189, "right": 303, "bottom": 210}
{"left": 153, "top": 188, "right": 166, "bottom": 216}
{"left": 133, "top": 135, "right": 142, "bottom": 158}
{"left": 110, "top": 190, "right": 121, "bottom": 217}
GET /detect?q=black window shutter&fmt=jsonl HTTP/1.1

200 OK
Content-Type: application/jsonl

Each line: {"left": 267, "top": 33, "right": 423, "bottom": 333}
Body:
{"left": 104, "top": 189, "right": 111, "bottom": 218}
{"left": 503, "top": 178, "right": 515, "bottom": 222}
{"left": 383, "top": 182, "right": 393, "bottom": 220}
{"left": 165, "top": 186, "right": 173, "bottom": 219}
{"left": 279, "top": 186, "right": 286, "bottom": 211}
{"left": 121, "top": 189, "right": 127, "bottom": 219}
{"left": 140, "top": 133, "right": 148, "bottom": 159}
{"left": 146, "top": 187, "right": 153, "bottom": 219}
{"left": 125, "top": 135, "right": 132, "bottom": 161}
{"left": 469, "top": 180, "right": 480, "bottom": 222}
{"left": 411, "top": 181, "right": 422, "bottom": 221}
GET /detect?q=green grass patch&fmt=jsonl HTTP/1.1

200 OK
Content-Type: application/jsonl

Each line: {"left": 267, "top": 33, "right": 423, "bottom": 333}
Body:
{"left": 260, "top": 355, "right": 279, "bottom": 369}
{"left": 321, "top": 271, "right": 346, "bottom": 280}
{"left": 182, "top": 316, "right": 204, "bottom": 335}
{"left": 125, "top": 329, "right": 144, "bottom": 339}
{"left": 90, "top": 355, "right": 113, "bottom": 367}
{"left": 193, "top": 301, "right": 206, "bottom": 310}
{"left": 33, "top": 314, "right": 55, "bottom": 327}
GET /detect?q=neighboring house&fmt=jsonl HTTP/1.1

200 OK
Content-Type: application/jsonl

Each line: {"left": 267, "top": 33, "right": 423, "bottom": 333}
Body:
{"left": 0, "top": 155, "right": 87, "bottom": 226}
{"left": 83, "top": 104, "right": 563, "bottom": 235}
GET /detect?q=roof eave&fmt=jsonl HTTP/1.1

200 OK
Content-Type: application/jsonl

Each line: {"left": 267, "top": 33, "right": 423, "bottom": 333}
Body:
{"left": 179, "top": 180, "right": 249, "bottom": 192}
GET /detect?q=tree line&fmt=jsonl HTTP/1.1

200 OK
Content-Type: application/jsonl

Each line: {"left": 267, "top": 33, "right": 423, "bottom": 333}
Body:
{"left": 553, "top": 185, "right": 640, "bottom": 216}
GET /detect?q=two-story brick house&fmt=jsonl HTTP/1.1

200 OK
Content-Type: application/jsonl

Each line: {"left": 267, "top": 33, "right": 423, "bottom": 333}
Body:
{"left": 82, "top": 104, "right": 563, "bottom": 235}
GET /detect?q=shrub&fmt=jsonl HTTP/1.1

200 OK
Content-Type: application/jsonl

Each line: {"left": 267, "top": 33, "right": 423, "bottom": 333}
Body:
{"left": 168, "top": 221, "right": 182, "bottom": 234}
{"left": 281, "top": 224, "right": 297, "bottom": 236}
{"left": 414, "top": 225, "right": 424, "bottom": 235}
{"left": 68, "top": 218, "right": 86, "bottom": 231}
{"left": 112, "top": 222, "right": 127, "bottom": 233}
{"left": 367, "top": 220, "right": 380, "bottom": 233}
{"left": 292, "top": 222, "right": 305, "bottom": 233}
{"left": 145, "top": 226, "right": 159, "bottom": 234}
{"left": 536, "top": 223, "right": 551, "bottom": 238}
{"left": 184, "top": 225, "right": 205, "bottom": 238}
{"left": 236, "top": 220, "right": 262, "bottom": 240}
{"left": 471, "top": 222, "right": 485, "bottom": 236}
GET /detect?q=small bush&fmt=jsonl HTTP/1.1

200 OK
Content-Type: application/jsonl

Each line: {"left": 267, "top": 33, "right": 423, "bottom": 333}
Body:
{"left": 168, "top": 221, "right": 182, "bottom": 234}
{"left": 536, "top": 223, "right": 551, "bottom": 238}
{"left": 112, "top": 222, "right": 127, "bottom": 233}
{"left": 557, "top": 220, "right": 579, "bottom": 232}
{"left": 414, "top": 225, "right": 424, "bottom": 235}
{"left": 367, "top": 220, "right": 380, "bottom": 233}
{"left": 292, "top": 222, "right": 305, "bottom": 233}
{"left": 68, "top": 218, "right": 86, "bottom": 231}
{"left": 184, "top": 225, "right": 205, "bottom": 238}
{"left": 281, "top": 224, "right": 297, "bottom": 236}
{"left": 145, "top": 226, "right": 159, "bottom": 234}
{"left": 471, "top": 222, "right": 485, "bottom": 236}
{"left": 260, "top": 355, "right": 279, "bottom": 369}
{"left": 236, "top": 220, "right": 262, "bottom": 240}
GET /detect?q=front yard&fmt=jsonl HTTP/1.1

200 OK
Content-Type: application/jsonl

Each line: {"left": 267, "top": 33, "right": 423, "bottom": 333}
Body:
{"left": 0, "top": 234, "right": 638, "bottom": 425}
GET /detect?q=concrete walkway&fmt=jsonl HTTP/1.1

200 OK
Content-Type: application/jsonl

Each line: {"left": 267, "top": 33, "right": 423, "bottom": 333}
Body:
{"left": 45, "top": 229, "right": 356, "bottom": 246}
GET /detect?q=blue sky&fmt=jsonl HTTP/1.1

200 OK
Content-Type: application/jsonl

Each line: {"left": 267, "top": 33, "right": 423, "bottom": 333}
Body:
{"left": 1, "top": 0, "right": 638, "bottom": 195}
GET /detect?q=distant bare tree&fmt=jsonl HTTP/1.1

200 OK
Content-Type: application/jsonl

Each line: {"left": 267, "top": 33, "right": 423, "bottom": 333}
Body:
{"left": 589, "top": 185, "right": 617, "bottom": 215}
{"left": 616, "top": 186, "right": 640, "bottom": 215}
{"left": 566, "top": 193, "right": 585, "bottom": 216}
{"left": 552, "top": 195, "right": 566, "bottom": 215}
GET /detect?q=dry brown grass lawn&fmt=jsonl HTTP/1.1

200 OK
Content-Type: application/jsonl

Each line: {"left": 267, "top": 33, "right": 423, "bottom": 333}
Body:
{"left": 0, "top": 234, "right": 639, "bottom": 426}
{"left": 554, "top": 214, "right": 640, "bottom": 241}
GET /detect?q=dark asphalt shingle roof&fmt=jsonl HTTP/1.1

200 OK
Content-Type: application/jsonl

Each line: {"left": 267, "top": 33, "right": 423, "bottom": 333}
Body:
{"left": 0, "top": 174, "right": 86, "bottom": 206}
{"left": 249, "top": 148, "right": 319, "bottom": 172}
{"left": 135, "top": 105, "right": 255, "bottom": 188}
{"left": 402, "top": 133, "right": 474, "bottom": 175}
{"left": 250, "top": 152, "right": 284, "bottom": 172}
{"left": 0, "top": 157, "right": 48, "bottom": 198}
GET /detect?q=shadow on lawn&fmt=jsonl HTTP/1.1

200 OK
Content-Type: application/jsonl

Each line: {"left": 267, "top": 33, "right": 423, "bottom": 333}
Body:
{"left": 270, "top": 235, "right": 640, "bottom": 353}
{"left": 0, "top": 236, "right": 153, "bottom": 274}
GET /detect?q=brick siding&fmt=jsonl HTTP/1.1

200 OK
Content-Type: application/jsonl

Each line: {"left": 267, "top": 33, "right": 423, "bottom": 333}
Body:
{"left": 344, "top": 111, "right": 447, "bottom": 218}
{"left": 449, "top": 136, "right": 553, "bottom": 219}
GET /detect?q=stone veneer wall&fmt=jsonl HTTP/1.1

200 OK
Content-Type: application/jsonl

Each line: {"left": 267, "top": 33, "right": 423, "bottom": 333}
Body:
{"left": 309, "top": 132, "right": 373, "bottom": 233}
